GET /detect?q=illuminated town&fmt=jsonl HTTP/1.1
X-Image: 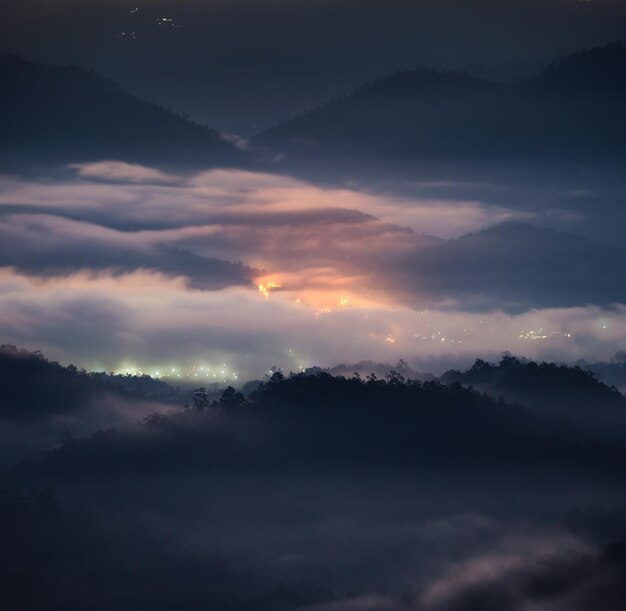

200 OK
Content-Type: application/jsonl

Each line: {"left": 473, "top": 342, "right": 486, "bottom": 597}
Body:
{"left": 115, "top": 363, "right": 242, "bottom": 383}
{"left": 109, "top": 323, "right": 576, "bottom": 384}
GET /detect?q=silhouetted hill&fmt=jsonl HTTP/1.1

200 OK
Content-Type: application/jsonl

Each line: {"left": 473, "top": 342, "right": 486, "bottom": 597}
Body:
{"left": 406, "top": 221, "right": 626, "bottom": 311}
{"left": 10, "top": 369, "right": 626, "bottom": 481}
{"left": 300, "top": 359, "right": 436, "bottom": 382}
{"left": 0, "top": 345, "right": 177, "bottom": 422}
{"left": 258, "top": 68, "right": 507, "bottom": 158}
{"left": 328, "top": 359, "right": 436, "bottom": 382}
{"left": 531, "top": 42, "right": 626, "bottom": 94}
{"left": 6, "top": 357, "right": 626, "bottom": 611}
{"left": 0, "top": 54, "right": 244, "bottom": 168}
{"left": 577, "top": 352, "right": 626, "bottom": 392}
{"left": 257, "top": 43, "right": 626, "bottom": 163}
{"left": 442, "top": 356, "right": 625, "bottom": 416}
{"left": 0, "top": 345, "right": 178, "bottom": 468}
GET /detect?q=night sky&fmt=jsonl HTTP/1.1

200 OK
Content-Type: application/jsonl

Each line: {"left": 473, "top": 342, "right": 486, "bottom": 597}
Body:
{"left": 3, "top": 0, "right": 626, "bottom": 132}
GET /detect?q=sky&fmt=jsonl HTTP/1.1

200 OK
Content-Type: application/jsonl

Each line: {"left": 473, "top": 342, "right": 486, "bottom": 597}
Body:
{"left": 3, "top": 0, "right": 626, "bottom": 132}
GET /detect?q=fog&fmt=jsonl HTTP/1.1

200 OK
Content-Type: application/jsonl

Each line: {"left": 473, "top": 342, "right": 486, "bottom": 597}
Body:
{"left": 1, "top": 164, "right": 625, "bottom": 378}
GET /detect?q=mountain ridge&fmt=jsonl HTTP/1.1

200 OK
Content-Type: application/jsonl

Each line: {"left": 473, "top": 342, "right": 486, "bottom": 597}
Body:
{"left": 256, "top": 42, "right": 626, "bottom": 163}
{"left": 0, "top": 54, "right": 245, "bottom": 169}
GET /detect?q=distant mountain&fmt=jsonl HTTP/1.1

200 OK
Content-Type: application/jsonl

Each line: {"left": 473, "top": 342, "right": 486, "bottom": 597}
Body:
{"left": 297, "top": 360, "right": 436, "bottom": 382}
{"left": 257, "top": 43, "right": 626, "bottom": 163}
{"left": 531, "top": 43, "right": 626, "bottom": 94}
{"left": 407, "top": 221, "right": 626, "bottom": 311}
{"left": 0, "top": 54, "right": 244, "bottom": 168}
{"left": 575, "top": 352, "right": 626, "bottom": 393}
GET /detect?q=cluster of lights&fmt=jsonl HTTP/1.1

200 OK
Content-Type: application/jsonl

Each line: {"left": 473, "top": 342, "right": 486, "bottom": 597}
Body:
{"left": 313, "top": 297, "right": 357, "bottom": 319}
{"left": 116, "top": 363, "right": 239, "bottom": 382}
{"left": 252, "top": 281, "right": 582, "bottom": 351}
{"left": 314, "top": 307, "right": 333, "bottom": 319}
{"left": 413, "top": 329, "right": 463, "bottom": 344}
{"left": 118, "top": 10, "right": 181, "bottom": 40}
{"left": 157, "top": 17, "right": 181, "bottom": 29}
{"left": 518, "top": 329, "right": 573, "bottom": 341}
{"left": 258, "top": 281, "right": 282, "bottom": 300}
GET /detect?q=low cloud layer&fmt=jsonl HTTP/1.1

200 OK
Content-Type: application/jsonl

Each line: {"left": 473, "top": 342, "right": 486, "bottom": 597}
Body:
{"left": 0, "top": 163, "right": 625, "bottom": 374}
{"left": 69, "top": 161, "right": 180, "bottom": 184}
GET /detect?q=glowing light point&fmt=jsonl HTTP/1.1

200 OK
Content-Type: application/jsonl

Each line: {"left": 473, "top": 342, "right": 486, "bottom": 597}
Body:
{"left": 257, "top": 280, "right": 282, "bottom": 300}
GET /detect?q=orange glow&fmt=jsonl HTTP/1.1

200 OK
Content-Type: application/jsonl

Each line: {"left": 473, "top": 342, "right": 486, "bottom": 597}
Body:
{"left": 254, "top": 268, "right": 396, "bottom": 312}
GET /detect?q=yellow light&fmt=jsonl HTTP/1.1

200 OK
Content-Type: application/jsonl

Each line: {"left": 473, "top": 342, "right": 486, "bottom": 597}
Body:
{"left": 257, "top": 280, "right": 282, "bottom": 300}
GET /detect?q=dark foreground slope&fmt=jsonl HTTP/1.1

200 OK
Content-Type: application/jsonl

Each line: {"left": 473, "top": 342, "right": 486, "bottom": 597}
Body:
{"left": 0, "top": 345, "right": 178, "bottom": 468}
{"left": 0, "top": 54, "right": 244, "bottom": 169}
{"left": 8, "top": 369, "right": 626, "bottom": 483}
{"left": 4, "top": 487, "right": 626, "bottom": 611}
{"left": 5, "top": 363, "right": 626, "bottom": 610}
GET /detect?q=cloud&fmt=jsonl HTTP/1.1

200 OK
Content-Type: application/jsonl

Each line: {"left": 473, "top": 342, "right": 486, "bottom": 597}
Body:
{"left": 298, "top": 532, "right": 607, "bottom": 611}
{"left": 69, "top": 161, "right": 180, "bottom": 184}
{"left": 0, "top": 167, "right": 521, "bottom": 237}
{"left": 4, "top": 166, "right": 620, "bottom": 313}
{"left": 0, "top": 264, "right": 625, "bottom": 383}
{"left": 0, "top": 164, "right": 625, "bottom": 373}
{"left": 219, "top": 133, "right": 252, "bottom": 151}
{"left": 0, "top": 212, "right": 256, "bottom": 289}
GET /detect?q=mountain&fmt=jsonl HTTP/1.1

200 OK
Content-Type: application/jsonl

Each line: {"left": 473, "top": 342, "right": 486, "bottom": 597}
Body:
{"left": 530, "top": 43, "right": 626, "bottom": 94}
{"left": 256, "top": 43, "right": 626, "bottom": 164}
{"left": 258, "top": 67, "right": 508, "bottom": 157}
{"left": 10, "top": 368, "right": 624, "bottom": 479}
{"left": 577, "top": 354, "right": 626, "bottom": 393}
{"left": 407, "top": 221, "right": 626, "bottom": 311}
{"left": 0, "top": 54, "right": 244, "bottom": 168}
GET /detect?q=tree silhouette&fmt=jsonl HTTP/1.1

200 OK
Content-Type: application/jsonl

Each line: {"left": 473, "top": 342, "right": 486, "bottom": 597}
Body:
{"left": 219, "top": 386, "right": 245, "bottom": 410}
{"left": 192, "top": 387, "right": 210, "bottom": 411}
